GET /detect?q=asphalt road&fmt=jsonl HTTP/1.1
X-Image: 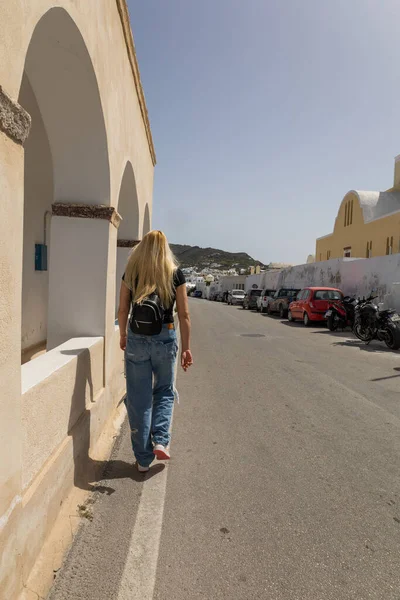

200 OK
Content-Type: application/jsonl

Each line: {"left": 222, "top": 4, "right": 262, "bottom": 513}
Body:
{"left": 49, "top": 299, "right": 400, "bottom": 600}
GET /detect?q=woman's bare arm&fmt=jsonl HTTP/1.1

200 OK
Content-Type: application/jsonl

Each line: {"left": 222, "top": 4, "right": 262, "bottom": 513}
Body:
{"left": 118, "top": 281, "right": 131, "bottom": 350}
{"left": 175, "top": 284, "right": 193, "bottom": 371}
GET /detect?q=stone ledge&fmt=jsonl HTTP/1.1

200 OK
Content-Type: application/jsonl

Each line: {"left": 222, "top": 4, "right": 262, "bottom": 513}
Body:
{"left": 117, "top": 239, "right": 141, "bottom": 248}
{"left": 52, "top": 203, "right": 122, "bottom": 229}
{"left": 0, "top": 86, "right": 31, "bottom": 145}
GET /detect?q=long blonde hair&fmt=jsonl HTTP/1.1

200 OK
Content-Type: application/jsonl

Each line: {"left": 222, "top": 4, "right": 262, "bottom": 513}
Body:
{"left": 123, "top": 230, "right": 179, "bottom": 306}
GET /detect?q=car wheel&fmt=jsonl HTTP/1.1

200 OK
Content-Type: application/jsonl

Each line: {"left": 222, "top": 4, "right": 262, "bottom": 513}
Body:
{"left": 267, "top": 304, "right": 272, "bottom": 315}
{"left": 279, "top": 305, "right": 285, "bottom": 319}
{"left": 303, "top": 312, "right": 311, "bottom": 327}
{"left": 242, "top": 304, "right": 246, "bottom": 309}
{"left": 288, "top": 310, "right": 295, "bottom": 322}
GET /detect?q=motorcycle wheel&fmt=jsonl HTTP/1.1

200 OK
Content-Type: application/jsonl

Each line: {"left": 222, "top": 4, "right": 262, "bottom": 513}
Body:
{"left": 327, "top": 314, "right": 339, "bottom": 332}
{"left": 384, "top": 323, "right": 400, "bottom": 350}
{"left": 353, "top": 322, "right": 373, "bottom": 342}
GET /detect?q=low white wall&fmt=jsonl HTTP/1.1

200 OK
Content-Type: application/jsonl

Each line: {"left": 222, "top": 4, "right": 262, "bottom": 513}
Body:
{"left": 218, "top": 275, "right": 246, "bottom": 293}
{"left": 18, "top": 332, "right": 126, "bottom": 594}
{"left": 21, "top": 336, "right": 104, "bottom": 490}
{"left": 245, "top": 270, "right": 283, "bottom": 291}
{"left": 255, "top": 255, "right": 400, "bottom": 311}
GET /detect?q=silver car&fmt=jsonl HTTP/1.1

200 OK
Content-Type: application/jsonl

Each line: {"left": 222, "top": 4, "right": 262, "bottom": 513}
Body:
{"left": 228, "top": 289, "right": 246, "bottom": 306}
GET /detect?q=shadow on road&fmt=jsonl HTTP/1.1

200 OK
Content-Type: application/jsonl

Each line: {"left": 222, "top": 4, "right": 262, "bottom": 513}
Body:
{"left": 103, "top": 460, "right": 165, "bottom": 483}
{"left": 370, "top": 367, "right": 400, "bottom": 382}
{"left": 312, "top": 329, "right": 353, "bottom": 339}
{"left": 332, "top": 339, "right": 398, "bottom": 353}
{"left": 280, "top": 320, "right": 326, "bottom": 329}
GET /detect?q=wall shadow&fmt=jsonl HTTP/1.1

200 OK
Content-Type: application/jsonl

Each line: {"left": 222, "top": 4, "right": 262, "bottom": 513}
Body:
{"left": 61, "top": 349, "right": 165, "bottom": 495}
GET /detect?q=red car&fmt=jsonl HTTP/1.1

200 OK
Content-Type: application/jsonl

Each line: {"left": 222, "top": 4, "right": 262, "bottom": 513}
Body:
{"left": 288, "top": 287, "right": 343, "bottom": 326}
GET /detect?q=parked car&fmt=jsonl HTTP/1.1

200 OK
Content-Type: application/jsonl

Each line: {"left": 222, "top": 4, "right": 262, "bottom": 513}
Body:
{"left": 257, "top": 289, "right": 276, "bottom": 313}
{"left": 267, "top": 288, "right": 301, "bottom": 318}
{"left": 243, "top": 289, "right": 262, "bottom": 310}
{"left": 288, "top": 287, "right": 342, "bottom": 326}
{"left": 193, "top": 290, "right": 203, "bottom": 298}
{"left": 227, "top": 289, "right": 246, "bottom": 306}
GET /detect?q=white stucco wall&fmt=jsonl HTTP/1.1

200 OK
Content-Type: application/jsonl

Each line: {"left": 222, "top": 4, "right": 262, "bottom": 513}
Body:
{"left": 0, "top": 2, "right": 155, "bottom": 212}
{"left": 0, "top": 135, "right": 24, "bottom": 600}
{"left": 0, "top": 2, "right": 155, "bottom": 598}
{"left": 21, "top": 336, "right": 104, "bottom": 490}
{"left": 245, "top": 273, "right": 264, "bottom": 290}
{"left": 245, "top": 271, "right": 281, "bottom": 291}
{"left": 20, "top": 74, "right": 53, "bottom": 351}
{"left": 218, "top": 275, "right": 247, "bottom": 293}
{"left": 259, "top": 255, "right": 400, "bottom": 311}
{"left": 47, "top": 218, "right": 110, "bottom": 350}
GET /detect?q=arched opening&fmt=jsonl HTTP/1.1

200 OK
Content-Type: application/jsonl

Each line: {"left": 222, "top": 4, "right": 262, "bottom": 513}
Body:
{"left": 19, "top": 8, "right": 110, "bottom": 357}
{"left": 115, "top": 162, "right": 140, "bottom": 315}
{"left": 143, "top": 203, "right": 151, "bottom": 237}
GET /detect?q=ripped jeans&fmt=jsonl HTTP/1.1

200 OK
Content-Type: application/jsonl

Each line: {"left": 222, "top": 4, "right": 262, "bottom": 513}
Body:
{"left": 125, "top": 325, "right": 178, "bottom": 467}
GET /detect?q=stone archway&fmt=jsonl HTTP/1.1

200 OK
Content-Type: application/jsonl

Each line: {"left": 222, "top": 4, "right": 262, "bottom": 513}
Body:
{"left": 19, "top": 8, "right": 111, "bottom": 353}
{"left": 115, "top": 161, "right": 140, "bottom": 315}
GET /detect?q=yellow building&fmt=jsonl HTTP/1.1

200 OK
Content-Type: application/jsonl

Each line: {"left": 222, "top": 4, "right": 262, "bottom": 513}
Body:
{"left": 316, "top": 157, "right": 400, "bottom": 261}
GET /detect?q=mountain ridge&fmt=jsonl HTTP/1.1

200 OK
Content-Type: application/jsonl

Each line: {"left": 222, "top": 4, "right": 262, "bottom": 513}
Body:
{"left": 170, "top": 244, "right": 265, "bottom": 271}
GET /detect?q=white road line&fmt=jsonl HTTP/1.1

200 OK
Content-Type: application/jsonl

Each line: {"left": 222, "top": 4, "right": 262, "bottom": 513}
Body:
{"left": 117, "top": 322, "right": 180, "bottom": 599}
{"left": 116, "top": 462, "right": 169, "bottom": 600}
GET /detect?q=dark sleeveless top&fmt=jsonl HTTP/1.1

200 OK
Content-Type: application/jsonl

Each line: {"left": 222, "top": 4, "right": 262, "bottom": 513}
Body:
{"left": 122, "top": 268, "right": 186, "bottom": 323}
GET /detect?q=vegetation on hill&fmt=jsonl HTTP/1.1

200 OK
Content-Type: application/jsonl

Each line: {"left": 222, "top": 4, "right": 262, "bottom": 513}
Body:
{"left": 170, "top": 244, "right": 265, "bottom": 271}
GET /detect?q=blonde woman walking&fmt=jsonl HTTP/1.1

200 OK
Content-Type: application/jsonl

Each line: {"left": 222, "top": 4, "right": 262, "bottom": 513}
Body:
{"left": 118, "top": 231, "right": 193, "bottom": 472}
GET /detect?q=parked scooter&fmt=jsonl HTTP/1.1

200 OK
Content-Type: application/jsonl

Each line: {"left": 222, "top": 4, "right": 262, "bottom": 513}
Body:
{"left": 353, "top": 293, "right": 400, "bottom": 350}
{"left": 325, "top": 296, "right": 358, "bottom": 331}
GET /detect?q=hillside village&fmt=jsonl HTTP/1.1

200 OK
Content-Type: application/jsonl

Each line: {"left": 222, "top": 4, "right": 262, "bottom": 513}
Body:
{"left": 171, "top": 244, "right": 293, "bottom": 287}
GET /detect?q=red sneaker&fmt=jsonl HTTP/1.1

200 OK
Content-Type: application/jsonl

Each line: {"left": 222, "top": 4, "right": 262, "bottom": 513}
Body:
{"left": 153, "top": 444, "right": 171, "bottom": 460}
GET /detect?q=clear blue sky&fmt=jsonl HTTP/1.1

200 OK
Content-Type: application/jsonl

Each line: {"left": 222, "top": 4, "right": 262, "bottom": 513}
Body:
{"left": 128, "top": 0, "right": 400, "bottom": 264}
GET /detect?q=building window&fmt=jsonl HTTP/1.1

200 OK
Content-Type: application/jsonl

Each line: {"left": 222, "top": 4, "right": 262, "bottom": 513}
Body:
{"left": 366, "top": 241, "right": 372, "bottom": 258}
{"left": 327, "top": 250, "right": 331, "bottom": 260}
{"left": 344, "top": 203, "right": 348, "bottom": 227}
{"left": 319, "top": 253, "right": 322, "bottom": 261}
{"left": 344, "top": 247, "right": 351, "bottom": 258}
{"left": 350, "top": 199, "right": 354, "bottom": 225}
{"left": 386, "top": 236, "right": 394, "bottom": 255}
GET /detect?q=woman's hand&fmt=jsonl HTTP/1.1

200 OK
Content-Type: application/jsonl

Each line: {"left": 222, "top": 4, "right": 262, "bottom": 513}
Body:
{"left": 181, "top": 350, "right": 193, "bottom": 372}
{"left": 120, "top": 334, "right": 127, "bottom": 351}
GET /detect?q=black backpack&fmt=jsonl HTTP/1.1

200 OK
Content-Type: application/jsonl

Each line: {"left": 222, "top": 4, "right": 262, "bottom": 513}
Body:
{"left": 130, "top": 292, "right": 165, "bottom": 336}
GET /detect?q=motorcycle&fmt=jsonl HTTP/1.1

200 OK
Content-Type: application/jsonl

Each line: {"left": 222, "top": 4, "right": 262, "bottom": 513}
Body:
{"left": 325, "top": 296, "right": 358, "bottom": 331}
{"left": 353, "top": 293, "right": 400, "bottom": 350}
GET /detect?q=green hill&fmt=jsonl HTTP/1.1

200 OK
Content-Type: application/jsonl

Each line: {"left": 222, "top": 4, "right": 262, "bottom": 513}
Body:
{"left": 170, "top": 244, "right": 265, "bottom": 271}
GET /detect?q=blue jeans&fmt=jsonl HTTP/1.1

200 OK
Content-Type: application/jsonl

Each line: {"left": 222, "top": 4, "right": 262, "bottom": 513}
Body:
{"left": 125, "top": 325, "right": 178, "bottom": 467}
